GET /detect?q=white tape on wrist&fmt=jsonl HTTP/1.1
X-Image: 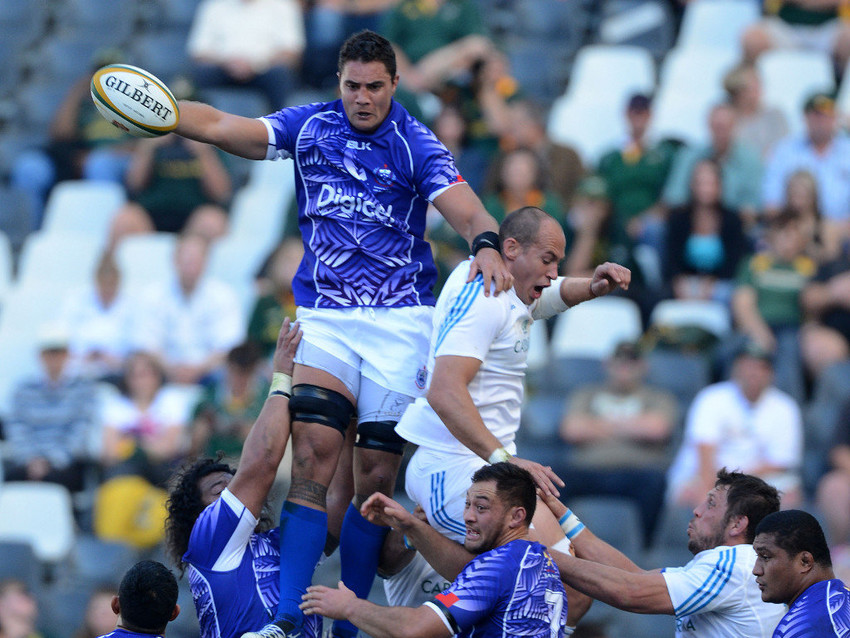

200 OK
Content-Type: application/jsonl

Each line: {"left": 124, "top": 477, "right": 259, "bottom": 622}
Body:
{"left": 559, "top": 508, "right": 585, "bottom": 540}
{"left": 487, "top": 447, "right": 512, "bottom": 464}
{"left": 269, "top": 372, "right": 292, "bottom": 399}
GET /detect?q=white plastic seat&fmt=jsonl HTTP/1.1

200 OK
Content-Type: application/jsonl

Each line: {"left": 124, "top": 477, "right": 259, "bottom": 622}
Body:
{"left": 757, "top": 49, "right": 835, "bottom": 135}
{"left": 550, "top": 296, "right": 643, "bottom": 359}
{"left": 114, "top": 232, "right": 177, "bottom": 292}
{"left": 0, "top": 232, "right": 12, "bottom": 306}
{"left": 207, "top": 236, "right": 266, "bottom": 320}
{"left": 41, "top": 180, "right": 126, "bottom": 240}
{"left": 657, "top": 46, "right": 739, "bottom": 104}
{"left": 547, "top": 96, "right": 626, "bottom": 166}
{"left": 0, "top": 327, "right": 40, "bottom": 418}
{"left": 0, "top": 482, "right": 76, "bottom": 563}
{"left": 228, "top": 183, "right": 293, "bottom": 258}
{"left": 649, "top": 298, "right": 731, "bottom": 338}
{"left": 16, "top": 232, "right": 104, "bottom": 290}
{"left": 676, "top": 0, "right": 761, "bottom": 51}
{"left": 649, "top": 90, "right": 714, "bottom": 148}
{"left": 562, "top": 45, "right": 655, "bottom": 105}
{"left": 0, "top": 282, "right": 78, "bottom": 340}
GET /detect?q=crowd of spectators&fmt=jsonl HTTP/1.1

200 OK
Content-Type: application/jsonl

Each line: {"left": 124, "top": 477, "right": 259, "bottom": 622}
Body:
{"left": 5, "top": 1, "right": 850, "bottom": 636}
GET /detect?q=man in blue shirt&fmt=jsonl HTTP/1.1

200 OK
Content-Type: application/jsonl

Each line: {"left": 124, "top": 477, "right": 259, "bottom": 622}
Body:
{"left": 173, "top": 29, "right": 510, "bottom": 638}
{"left": 753, "top": 509, "right": 850, "bottom": 637}
{"left": 300, "top": 463, "right": 568, "bottom": 638}
{"left": 97, "top": 560, "right": 180, "bottom": 638}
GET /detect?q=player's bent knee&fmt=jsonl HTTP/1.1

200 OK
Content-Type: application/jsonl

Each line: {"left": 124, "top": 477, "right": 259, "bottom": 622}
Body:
{"left": 290, "top": 384, "right": 355, "bottom": 437}
{"left": 355, "top": 420, "right": 406, "bottom": 455}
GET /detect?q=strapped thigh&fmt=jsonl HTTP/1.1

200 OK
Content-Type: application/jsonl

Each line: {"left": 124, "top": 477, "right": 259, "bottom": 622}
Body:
{"left": 289, "top": 384, "right": 355, "bottom": 436}
{"left": 355, "top": 420, "right": 407, "bottom": 455}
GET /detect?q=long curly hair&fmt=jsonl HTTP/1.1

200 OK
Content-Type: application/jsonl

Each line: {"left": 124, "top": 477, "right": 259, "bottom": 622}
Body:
{"left": 164, "top": 457, "right": 234, "bottom": 575}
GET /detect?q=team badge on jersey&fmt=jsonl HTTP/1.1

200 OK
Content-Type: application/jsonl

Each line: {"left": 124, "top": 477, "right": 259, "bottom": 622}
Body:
{"left": 373, "top": 164, "right": 396, "bottom": 191}
{"left": 415, "top": 365, "right": 428, "bottom": 390}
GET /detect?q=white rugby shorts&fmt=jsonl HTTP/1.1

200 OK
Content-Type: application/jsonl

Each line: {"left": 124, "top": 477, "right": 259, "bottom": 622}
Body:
{"left": 382, "top": 551, "right": 451, "bottom": 608}
{"left": 294, "top": 305, "right": 433, "bottom": 421}
{"left": 405, "top": 444, "right": 517, "bottom": 544}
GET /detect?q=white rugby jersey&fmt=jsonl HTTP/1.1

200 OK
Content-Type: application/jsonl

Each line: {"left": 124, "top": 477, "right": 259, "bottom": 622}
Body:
{"left": 396, "top": 260, "right": 563, "bottom": 454}
{"left": 662, "top": 544, "right": 784, "bottom": 638}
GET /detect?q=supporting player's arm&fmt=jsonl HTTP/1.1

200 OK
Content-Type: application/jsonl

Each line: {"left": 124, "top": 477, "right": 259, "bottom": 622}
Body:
{"left": 363, "top": 493, "right": 474, "bottom": 581}
{"left": 227, "top": 318, "right": 300, "bottom": 517}
{"left": 432, "top": 184, "right": 512, "bottom": 295}
{"left": 427, "top": 355, "right": 563, "bottom": 496}
{"left": 302, "top": 581, "right": 451, "bottom": 638}
{"left": 175, "top": 100, "right": 269, "bottom": 160}
{"left": 548, "top": 548, "right": 674, "bottom": 615}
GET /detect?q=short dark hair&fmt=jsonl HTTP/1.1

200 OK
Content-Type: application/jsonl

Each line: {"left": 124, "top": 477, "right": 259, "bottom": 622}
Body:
{"left": 471, "top": 462, "right": 536, "bottom": 524}
{"left": 165, "top": 457, "right": 235, "bottom": 573}
{"left": 716, "top": 468, "right": 780, "bottom": 543}
{"left": 118, "top": 560, "right": 178, "bottom": 633}
{"left": 755, "top": 509, "right": 832, "bottom": 567}
{"left": 338, "top": 30, "right": 396, "bottom": 78}
{"left": 499, "top": 206, "right": 549, "bottom": 249}
{"left": 226, "top": 342, "right": 262, "bottom": 371}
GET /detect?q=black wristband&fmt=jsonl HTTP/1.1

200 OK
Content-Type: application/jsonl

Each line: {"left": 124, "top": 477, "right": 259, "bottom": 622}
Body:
{"left": 471, "top": 231, "right": 501, "bottom": 255}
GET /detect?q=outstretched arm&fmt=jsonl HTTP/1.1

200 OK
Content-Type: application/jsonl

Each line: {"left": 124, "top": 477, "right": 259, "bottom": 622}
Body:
{"left": 228, "top": 318, "right": 301, "bottom": 517}
{"left": 301, "top": 581, "right": 450, "bottom": 638}
{"left": 363, "top": 493, "right": 474, "bottom": 581}
{"left": 175, "top": 100, "right": 269, "bottom": 160}
{"left": 432, "top": 184, "right": 512, "bottom": 296}
{"left": 548, "top": 548, "right": 674, "bottom": 615}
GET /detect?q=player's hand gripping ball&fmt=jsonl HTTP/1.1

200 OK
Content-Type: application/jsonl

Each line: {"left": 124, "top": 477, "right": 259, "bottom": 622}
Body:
{"left": 90, "top": 64, "right": 179, "bottom": 138}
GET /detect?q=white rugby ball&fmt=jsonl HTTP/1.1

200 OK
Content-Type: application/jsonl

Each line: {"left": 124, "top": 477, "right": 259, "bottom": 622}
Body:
{"left": 90, "top": 64, "right": 179, "bottom": 138}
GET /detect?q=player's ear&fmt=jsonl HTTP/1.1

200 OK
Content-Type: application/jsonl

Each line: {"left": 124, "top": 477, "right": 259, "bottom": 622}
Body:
{"left": 502, "top": 237, "right": 520, "bottom": 261}
{"left": 797, "top": 551, "right": 815, "bottom": 574}
{"left": 170, "top": 604, "right": 181, "bottom": 621}
{"left": 111, "top": 596, "right": 120, "bottom": 615}
{"left": 508, "top": 505, "right": 526, "bottom": 528}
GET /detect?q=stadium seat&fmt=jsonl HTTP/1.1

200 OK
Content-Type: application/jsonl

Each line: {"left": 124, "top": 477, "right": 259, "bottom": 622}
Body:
{"left": 228, "top": 184, "right": 292, "bottom": 259}
{"left": 547, "top": 96, "right": 627, "bottom": 166}
{"left": 15, "top": 81, "right": 74, "bottom": 133}
{"left": 547, "top": 355, "right": 607, "bottom": 396}
{"left": 0, "top": 482, "right": 76, "bottom": 564}
{"left": 549, "top": 296, "right": 643, "bottom": 359}
{"left": 649, "top": 299, "right": 731, "bottom": 339}
{"left": 16, "top": 232, "right": 105, "bottom": 290}
{"left": 0, "top": 0, "right": 49, "bottom": 49}
{"left": 0, "top": 540, "right": 41, "bottom": 593}
{"left": 114, "top": 232, "right": 177, "bottom": 293}
{"left": 36, "top": 581, "right": 93, "bottom": 638}
{"left": 53, "top": 0, "right": 137, "bottom": 46}
{"left": 0, "top": 327, "right": 41, "bottom": 417}
{"left": 207, "top": 235, "right": 266, "bottom": 320}
{"left": 645, "top": 349, "right": 711, "bottom": 416}
{"left": 676, "top": 0, "right": 760, "bottom": 51}
{"left": 757, "top": 49, "right": 835, "bottom": 135}
{"left": 0, "top": 232, "right": 12, "bottom": 306}
{"left": 128, "top": 30, "right": 193, "bottom": 83}
{"left": 571, "top": 495, "right": 644, "bottom": 561}
{"left": 41, "top": 180, "right": 126, "bottom": 239}
{"left": 70, "top": 533, "right": 138, "bottom": 584}
{"left": 562, "top": 45, "right": 656, "bottom": 104}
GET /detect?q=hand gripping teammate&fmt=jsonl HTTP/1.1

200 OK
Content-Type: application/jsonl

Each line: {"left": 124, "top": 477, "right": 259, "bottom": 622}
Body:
{"left": 172, "top": 29, "right": 511, "bottom": 638}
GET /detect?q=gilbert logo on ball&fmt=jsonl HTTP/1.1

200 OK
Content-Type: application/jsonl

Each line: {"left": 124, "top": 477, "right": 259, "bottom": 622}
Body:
{"left": 90, "top": 64, "right": 179, "bottom": 137}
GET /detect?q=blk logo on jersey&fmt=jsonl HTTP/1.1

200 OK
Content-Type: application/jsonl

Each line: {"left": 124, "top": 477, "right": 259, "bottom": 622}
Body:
{"left": 346, "top": 140, "right": 371, "bottom": 150}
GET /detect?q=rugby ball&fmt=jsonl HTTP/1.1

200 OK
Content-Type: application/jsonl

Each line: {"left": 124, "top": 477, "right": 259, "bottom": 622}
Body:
{"left": 90, "top": 64, "right": 179, "bottom": 138}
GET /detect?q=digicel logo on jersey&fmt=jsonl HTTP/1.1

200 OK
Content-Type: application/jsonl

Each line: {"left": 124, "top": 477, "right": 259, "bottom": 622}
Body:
{"left": 317, "top": 184, "right": 392, "bottom": 222}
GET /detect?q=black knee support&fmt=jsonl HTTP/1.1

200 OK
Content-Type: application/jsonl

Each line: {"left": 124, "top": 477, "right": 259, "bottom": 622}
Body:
{"left": 355, "top": 420, "right": 407, "bottom": 455}
{"left": 289, "top": 384, "right": 355, "bottom": 436}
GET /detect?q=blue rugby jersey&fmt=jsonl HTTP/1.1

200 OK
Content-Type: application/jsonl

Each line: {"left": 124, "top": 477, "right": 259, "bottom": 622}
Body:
{"left": 425, "top": 539, "right": 568, "bottom": 638}
{"left": 97, "top": 629, "right": 162, "bottom": 638}
{"left": 262, "top": 99, "right": 464, "bottom": 309}
{"left": 183, "top": 489, "right": 280, "bottom": 638}
{"left": 773, "top": 579, "right": 850, "bottom": 638}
